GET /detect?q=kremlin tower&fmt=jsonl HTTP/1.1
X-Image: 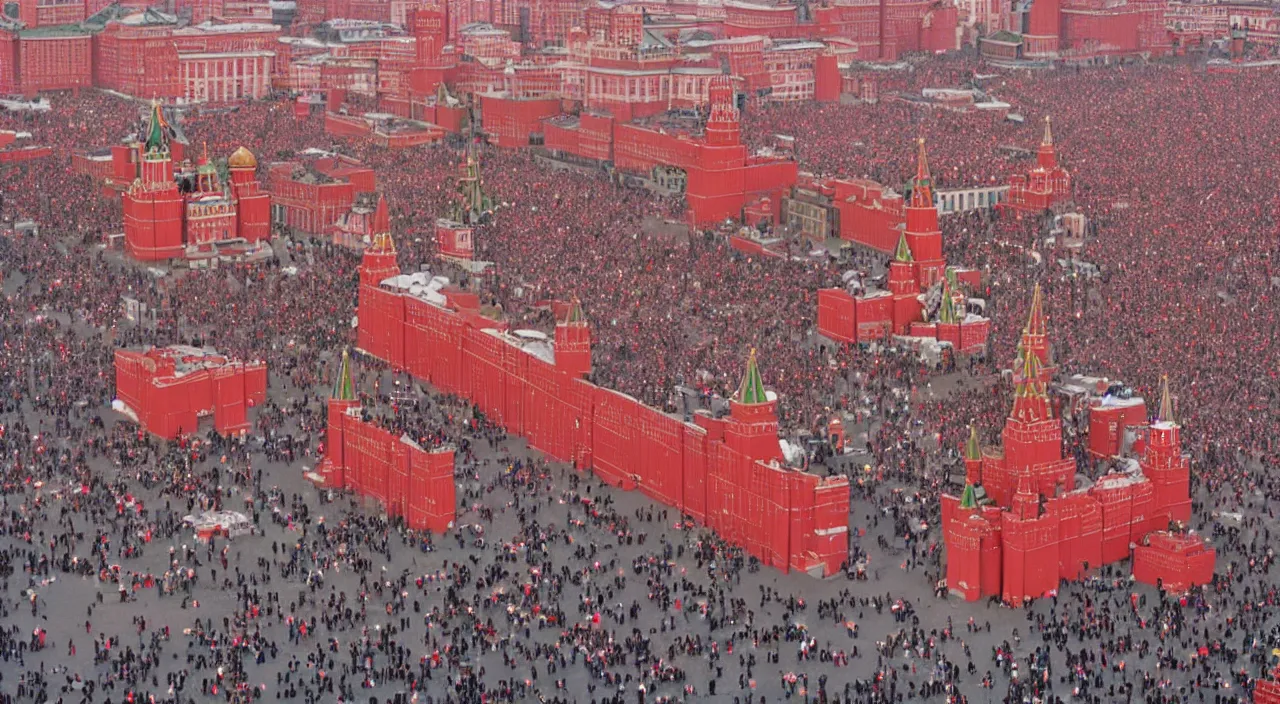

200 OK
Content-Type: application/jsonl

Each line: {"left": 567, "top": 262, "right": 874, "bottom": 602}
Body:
{"left": 123, "top": 101, "right": 185, "bottom": 260}
{"left": 942, "top": 301, "right": 1209, "bottom": 604}
{"left": 554, "top": 297, "right": 592, "bottom": 380}
{"left": 357, "top": 196, "right": 406, "bottom": 368}
{"left": 819, "top": 138, "right": 991, "bottom": 352}
{"left": 321, "top": 348, "right": 361, "bottom": 489}
{"left": 1003, "top": 116, "right": 1073, "bottom": 214}
{"left": 1141, "top": 376, "right": 1192, "bottom": 524}
{"left": 904, "top": 139, "right": 944, "bottom": 287}
{"left": 704, "top": 75, "right": 742, "bottom": 148}
{"left": 724, "top": 350, "right": 783, "bottom": 463}
{"left": 886, "top": 232, "right": 923, "bottom": 334}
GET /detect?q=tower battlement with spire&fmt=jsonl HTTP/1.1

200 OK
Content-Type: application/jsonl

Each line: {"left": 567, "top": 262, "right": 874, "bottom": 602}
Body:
{"left": 941, "top": 311, "right": 1208, "bottom": 604}
{"left": 817, "top": 139, "right": 991, "bottom": 353}
{"left": 1003, "top": 115, "right": 1073, "bottom": 214}
{"left": 725, "top": 349, "right": 783, "bottom": 463}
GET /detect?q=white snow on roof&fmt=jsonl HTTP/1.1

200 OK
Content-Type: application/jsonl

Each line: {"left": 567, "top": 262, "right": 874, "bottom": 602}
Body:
{"left": 382, "top": 272, "right": 450, "bottom": 306}
{"left": 176, "top": 21, "right": 279, "bottom": 35}
{"left": 1096, "top": 395, "right": 1145, "bottom": 409}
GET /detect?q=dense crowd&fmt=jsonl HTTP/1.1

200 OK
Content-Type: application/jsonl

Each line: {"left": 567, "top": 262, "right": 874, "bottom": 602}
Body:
{"left": 0, "top": 61, "right": 1279, "bottom": 704}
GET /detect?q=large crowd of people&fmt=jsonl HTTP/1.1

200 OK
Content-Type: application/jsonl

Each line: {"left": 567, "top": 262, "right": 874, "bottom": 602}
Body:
{"left": 0, "top": 61, "right": 1278, "bottom": 704}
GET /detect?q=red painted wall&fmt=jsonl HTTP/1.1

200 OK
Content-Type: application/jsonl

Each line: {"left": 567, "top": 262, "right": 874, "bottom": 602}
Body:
{"left": 354, "top": 255, "right": 851, "bottom": 576}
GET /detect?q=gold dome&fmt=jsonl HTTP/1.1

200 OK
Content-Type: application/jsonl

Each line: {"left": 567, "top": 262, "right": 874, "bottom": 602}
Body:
{"left": 227, "top": 146, "right": 257, "bottom": 169}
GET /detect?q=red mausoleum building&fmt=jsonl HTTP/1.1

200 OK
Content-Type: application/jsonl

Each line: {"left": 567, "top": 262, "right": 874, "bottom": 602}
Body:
{"left": 266, "top": 151, "right": 377, "bottom": 236}
{"left": 114, "top": 345, "right": 267, "bottom": 439}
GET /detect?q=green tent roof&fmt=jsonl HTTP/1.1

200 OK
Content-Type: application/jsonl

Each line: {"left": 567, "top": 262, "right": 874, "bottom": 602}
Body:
{"left": 332, "top": 348, "right": 356, "bottom": 401}
{"left": 893, "top": 231, "right": 913, "bottom": 263}
{"left": 736, "top": 349, "right": 769, "bottom": 405}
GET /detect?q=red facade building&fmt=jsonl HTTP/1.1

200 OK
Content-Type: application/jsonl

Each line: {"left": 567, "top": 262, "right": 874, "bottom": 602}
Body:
{"left": 353, "top": 224, "right": 850, "bottom": 576}
{"left": 114, "top": 345, "right": 267, "bottom": 438}
{"left": 941, "top": 305, "right": 1209, "bottom": 604}
{"left": 267, "top": 152, "right": 376, "bottom": 236}
{"left": 546, "top": 75, "right": 798, "bottom": 225}
{"left": 121, "top": 102, "right": 272, "bottom": 261}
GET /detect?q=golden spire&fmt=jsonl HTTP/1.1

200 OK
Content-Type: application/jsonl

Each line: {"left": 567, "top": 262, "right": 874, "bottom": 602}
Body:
{"left": 909, "top": 137, "right": 933, "bottom": 208}
{"left": 1024, "top": 283, "right": 1046, "bottom": 337}
{"left": 1158, "top": 375, "right": 1175, "bottom": 425}
{"left": 964, "top": 424, "right": 981, "bottom": 461}
{"left": 1043, "top": 115, "right": 1053, "bottom": 146}
{"left": 1011, "top": 352, "right": 1050, "bottom": 423}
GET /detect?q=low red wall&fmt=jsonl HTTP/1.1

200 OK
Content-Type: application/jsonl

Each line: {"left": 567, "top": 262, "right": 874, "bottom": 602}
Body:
{"left": 323, "top": 406, "right": 456, "bottom": 533}
{"left": 114, "top": 349, "right": 265, "bottom": 439}
{"left": 1132, "top": 532, "right": 1215, "bottom": 592}
{"left": 357, "top": 281, "right": 849, "bottom": 576}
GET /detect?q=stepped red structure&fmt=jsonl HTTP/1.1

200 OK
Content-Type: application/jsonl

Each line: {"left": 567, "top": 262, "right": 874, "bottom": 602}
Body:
{"left": 114, "top": 345, "right": 267, "bottom": 439}
{"left": 352, "top": 221, "right": 849, "bottom": 576}
{"left": 120, "top": 101, "right": 271, "bottom": 261}
{"left": 545, "top": 75, "right": 798, "bottom": 226}
{"left": 817, "top": 141, "right": 990, "bottom": 352}
{"left": 1001, "top": 116, "right": 1073, "bottom": 214}
{"left": 0, "top": 129, "right": 52, "bottom": 163}
{"left": 316, "top": 349, "right": 457, "bottom": 533}
{"left": 1132, "top": 531, "right": 1214, "bottom": 592}
{"left": 266, "top": 152, "right": 376, "bottom": 237}
{"left": 1255, "top": 664, "right": 1280, "bottom": 704}
{"left": 941, "top": 296, "right": 1209, "bottom": 604}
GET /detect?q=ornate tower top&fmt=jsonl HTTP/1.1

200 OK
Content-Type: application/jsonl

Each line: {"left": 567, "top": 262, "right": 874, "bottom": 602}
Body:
{"left": 965, "top": 424, "right": 981, "bottom": 461}
{"left": 958, "top": 482, "right": 977, "bottom": 510}
{"left": 1024, "top": 283, "right": 1046, "bottom": 338}
{"left": 893, "top": 230, "right": 914, "bottom": 263}
{"left": 332, "top": 348, "right": 356, "bottom": 401}
{"left": 371, "top": 194, "right": 392, "bottom": 243}
{"left": 735, "top": 348, "right": 769, "bottom": 405}
{"left": 561, "top": 297, "right": 587, "bottom": 326}
{"left": 1157, "top": 375, "right": 1176, "bottom": 425}
{"left": 144, "top": 99, "right": 170, "bottom": 155}
{"left": 909, "top": 138, "right": 933, "bottom": 209}
{"left": 1037, "top": 116, "right": 1058, "bottom": 170}
{"left": 1010, "top": 352, "right": 1050, "bottom": 423}
{"left": 228, "top": 146, "right": 257, "bottom": 170}
{"left": 450, "top": 150, "right": 494, "bottom": 226}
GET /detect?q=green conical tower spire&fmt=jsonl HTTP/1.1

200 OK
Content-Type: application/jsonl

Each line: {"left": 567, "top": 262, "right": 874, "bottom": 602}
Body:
{"left": 562, "top": 297, "right": 586, "bottom": 325}
{"left": 145, "top": 99, "right": 168, "bottom": 153}
{"left": 332, "top": 348, "right": 356, "bottom": 401}
{"left": 893, "top": 230, "right": 914, "bottom": 263}
{"left": 735, "top": 349, "right": 769, "bottom": 405}
{"left": 959, "top": 482, "right": 977, "bottom": 510}
{"left": 939, "top": 279, "right": 957, "bottom": 324}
